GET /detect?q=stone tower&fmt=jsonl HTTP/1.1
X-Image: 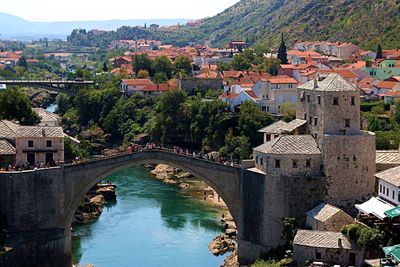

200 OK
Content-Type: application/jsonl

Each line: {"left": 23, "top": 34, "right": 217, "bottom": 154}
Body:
{"left": 297, "top": 74, "right": 376, "bottom": 211}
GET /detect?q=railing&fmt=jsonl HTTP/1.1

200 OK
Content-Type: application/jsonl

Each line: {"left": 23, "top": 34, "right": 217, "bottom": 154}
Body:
{"left": 67, "top": 146, "right": 241, "bottom": 169}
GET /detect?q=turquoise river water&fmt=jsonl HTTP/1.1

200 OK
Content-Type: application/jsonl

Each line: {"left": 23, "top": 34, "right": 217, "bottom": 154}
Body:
{"left": 71, "top": 166, "right": 226, "bottom": 267}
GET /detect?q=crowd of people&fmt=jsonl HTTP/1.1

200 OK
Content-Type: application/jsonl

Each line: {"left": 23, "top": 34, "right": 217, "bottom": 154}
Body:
{"left": 0, "top": 160, "right": 60, "bottom": 172}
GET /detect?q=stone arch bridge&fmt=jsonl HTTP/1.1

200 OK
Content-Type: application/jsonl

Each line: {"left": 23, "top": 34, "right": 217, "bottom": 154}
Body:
{"left": 0, "top": 149, "right": 280, "bottom": 267}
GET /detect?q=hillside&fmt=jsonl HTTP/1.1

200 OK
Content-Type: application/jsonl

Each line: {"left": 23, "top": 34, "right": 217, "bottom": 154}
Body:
{"left": 198, "top": 0, "right": 400, "bottom": 49}
{"left": 0, "top": 12, "right": 188, "bottom": 40}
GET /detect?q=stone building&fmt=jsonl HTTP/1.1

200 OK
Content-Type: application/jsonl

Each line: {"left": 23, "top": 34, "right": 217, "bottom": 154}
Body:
{"left": 246, "top": 73, "right": 376, "bottom": 256}
{"left": 306, "top": 202, "right": 354, "bottom": 232}
{"left": 293, "top": 230, "right": 362, "bottom": 267}
{"left": 0, "top": 120, "right": 64, "bottom": 167}
{"left": 33, "top": 108, "right": 61, "bottom": 127}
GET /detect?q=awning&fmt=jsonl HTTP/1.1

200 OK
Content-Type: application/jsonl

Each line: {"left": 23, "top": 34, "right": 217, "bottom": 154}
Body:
{"left": 383, "top": 245, "right": 400, "bottom": 262}
{"left": 385, "top": 206, "right": 400, "bottom": 219}
{"left": 355, "top": 197, "right": 395, "bottom": 220}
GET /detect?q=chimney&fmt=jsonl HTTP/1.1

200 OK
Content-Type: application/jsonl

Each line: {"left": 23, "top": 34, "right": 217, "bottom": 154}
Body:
{"left": 338, "top": 238, "right": 342, "bottom": 248}
{"left": 314, "top": 78, "right": 318, "bottom": 89}
{"left": 42, "top": 129, "right": 46, "bottom": 137}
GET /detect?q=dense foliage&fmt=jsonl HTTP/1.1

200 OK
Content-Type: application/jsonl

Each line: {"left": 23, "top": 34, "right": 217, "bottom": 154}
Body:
{"left": 67, "top": 1, "right": 400, "bottom": 50}
{"left": 0, "top": 89, "right": 40, "bottom": 125}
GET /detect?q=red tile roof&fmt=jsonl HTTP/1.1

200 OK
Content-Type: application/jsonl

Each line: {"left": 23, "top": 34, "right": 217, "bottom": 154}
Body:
{"left": 244, "top": 90, "right": 259, "bottom": 100}
{"left": 385, "top": 90, "right": 400, "bottom": 97}
{"left": 268, "top": 75, "right": 298, "bottom": 84}
{"left": 376, "top": 81, "right": 399, "bottom": 89}
{"left": 140, "top": 84, "right": 174, "bottom": 92}
{"left": 122, "top": 79, "right": 153, "bottom": 86}
{"left": 220, "top": 92, "right": 239, "bottom": 99}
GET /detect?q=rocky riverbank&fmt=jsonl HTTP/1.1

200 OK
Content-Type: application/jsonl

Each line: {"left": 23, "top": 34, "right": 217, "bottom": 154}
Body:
{"left": 73, "top": 183, "right": 117, "bottom": 225}
{"left": 21, "top": 87, "right": 57, "bottom": 108}
{"left": 148, "top": 163, "right": 238, "bottom": 266}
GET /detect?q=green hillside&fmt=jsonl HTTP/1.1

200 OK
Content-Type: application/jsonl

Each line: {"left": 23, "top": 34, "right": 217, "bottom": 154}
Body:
{"left": 198, "top": 0, "right": 400, "bottom": 49}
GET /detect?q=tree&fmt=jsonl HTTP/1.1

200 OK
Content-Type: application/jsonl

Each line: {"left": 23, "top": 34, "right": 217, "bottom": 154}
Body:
{"left": 0, "top": 89, "right": 40, "bottom": 125}
{"left": 231, "top": 54, "right": 251, "bottom": 71}
{"left": 278, "top": 33, "right": 288, "bottom": 64}
{"left": 153, "top": 72, "right": 168, "bottom": 84}
{"left": 376, "top": 44, "right": 383, "bottom": 59}
{"left": 18, "top": 56, "right": 28, "bottom": 69}
{"left": 238, "top": 101, "right": 273, "bottom": 147}
{"left": 153, "top": 56, "right": 173, "bottom": 79}
{"left": 55, "top": 93, "right": 70, "bottom": 116}
{"left": 258, "top": 57, "right": 281, "bottom": 75}
{"left": 133, "top": 53, "right": 154, "bottom": 76}
{"left": 219, "top": 129, "right": 251, "bottom": 163}
{"left": 217, "top": 62, "right": 231, "bottom": 71}
{"left": 280, "top": 102, "right": 296, "bottom": 122}
{"left": 102, "top": 62, "right": 108, "bottom": 72}
{"left": 173, "top": 56, "right": 192, "bottom": 76}
{"left": 137, "top": 69, "right": 150, "bottom": 79}
{"left": 282, "top": 217, "right": 298, "bottom": 248}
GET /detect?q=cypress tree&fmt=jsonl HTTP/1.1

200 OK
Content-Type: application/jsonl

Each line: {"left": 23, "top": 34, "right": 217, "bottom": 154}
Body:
{"left": 278, "top": 33, "right": 288, "bottom": 64}
{"left": 376, "top": 44, "right": 383, "bottom": 59}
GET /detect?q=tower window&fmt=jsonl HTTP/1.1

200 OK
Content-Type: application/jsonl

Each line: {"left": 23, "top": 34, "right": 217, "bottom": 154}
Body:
{"left": 304, "top": 113, "right": 307, "bottom": 120}
{"left": 306, "top": 160, "right": 311, "bottom": 168}
{"left": 28, "top": 140, "right": 34, "bottom": 147}
{"left": 314, "top": 118, "right": 318, "bottom": 126}
{"left": 292, "top": 160, "right": 297, "bottom": 168}
{"left": 345, "top": 119, "right": 350, "bottom": 128}
{"left": 275, "top": 159, "right": 281, "bottom": 168}
{"left": 317, "top": 96, "right": 321, "bottom": 105}
{"left": 333, "top": 97, "right": 339, "bottom": 106}
{"left": 351, "top": 96, "right": 355, "bottom": 106}
{"left": 307, "top": 94, "right": 310, "bottom": 102}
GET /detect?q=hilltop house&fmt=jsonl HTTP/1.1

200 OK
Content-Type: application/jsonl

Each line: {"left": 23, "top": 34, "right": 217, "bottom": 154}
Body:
{"left": 376, "top": 166, "right": 400, "bottom": 206}
{"left": 306, "top": 203, "right": 354, "bottom": 232}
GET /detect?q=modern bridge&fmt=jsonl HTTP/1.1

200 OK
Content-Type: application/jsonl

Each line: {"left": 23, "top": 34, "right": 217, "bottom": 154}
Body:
{"left": 0, "top": 79, "right": 94, "bottom": 95}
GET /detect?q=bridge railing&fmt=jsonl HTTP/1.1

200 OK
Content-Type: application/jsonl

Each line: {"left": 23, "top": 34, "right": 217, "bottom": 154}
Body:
{"left": 65, "top": 146, "right": 242, "bottom": 169}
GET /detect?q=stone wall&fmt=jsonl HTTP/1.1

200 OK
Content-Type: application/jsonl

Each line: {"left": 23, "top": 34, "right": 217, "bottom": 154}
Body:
{"left": 322, "top": 132, "right": 376, "bottom": 213}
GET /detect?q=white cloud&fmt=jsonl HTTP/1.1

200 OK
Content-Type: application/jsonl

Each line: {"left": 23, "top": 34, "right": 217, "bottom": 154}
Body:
{"left": 0, "top": 0, "right": 239, "bottom": 21}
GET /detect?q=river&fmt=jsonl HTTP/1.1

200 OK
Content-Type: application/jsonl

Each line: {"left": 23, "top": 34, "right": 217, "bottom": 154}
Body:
{"left": 71, "top": 166, "right": 227, "bottom": 267}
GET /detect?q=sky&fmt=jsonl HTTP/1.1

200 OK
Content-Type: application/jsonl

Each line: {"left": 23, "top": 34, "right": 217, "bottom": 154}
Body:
{"left": 1, "top": 0, "right": 240, "bottom": 21}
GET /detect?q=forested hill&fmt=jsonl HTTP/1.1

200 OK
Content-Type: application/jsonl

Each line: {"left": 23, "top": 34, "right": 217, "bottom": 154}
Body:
{"left": 199, "top": 0, "right": 400, "bottom": 49}
{"left": 67, "top": 0, "right": 400, "bottom": 49}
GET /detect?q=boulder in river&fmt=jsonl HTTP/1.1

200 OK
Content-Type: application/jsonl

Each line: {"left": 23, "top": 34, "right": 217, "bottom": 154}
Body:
{"left": 208, "top": 233, "right": 236, "bottom": 256}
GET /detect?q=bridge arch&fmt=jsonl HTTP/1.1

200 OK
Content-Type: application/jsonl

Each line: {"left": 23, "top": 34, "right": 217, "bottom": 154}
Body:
{"left": 63, "top": 150, "right": 242, "bottom": 226}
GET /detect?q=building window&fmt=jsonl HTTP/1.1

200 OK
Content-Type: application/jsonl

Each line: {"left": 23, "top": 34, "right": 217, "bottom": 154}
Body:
{"left": 309, "top": 116, "right": 312, "bottom": 125}
{"left": 260, "top": 157, "right": 263, "bottom": 166}
{"left": 267, "top": 106, "right": 270, "bottom": 112}
{"left": 393, "top": 191, "right": 395, "bottom": 200}
{"left": 292, "top": 160, "right": 297, "bottom": 168}
{"left": 315, "top": 252, "right": 322, "bottom": 260}
{"left": 351, "top": 96, "right": 355, "bottom": 106}
{"left": 398, "top": 192, "right": 400, "bottom": 202}
{"left": 275, "top": 159, "right": 281, "bottom": 168}
{"left": 307, "top": 94, "right": 310, "bottom": 102}
{"left": 379, "top": 184, "right": 382, "bottom": 193}
{"left": 314, "top": 118, "right": 318, "bottom": 126}
{"left": 46, "top": 140, "right": 53, "bottom": 147}
{"left": 289, "top": 84, "right": 293, "bottom": 88}
{"left": 304, "top": 113, "right": 307, "bottom": 120}
{"left": 317, "top": 96, "right": 321, "bottom": 105}
{"left": 28, "top": 140, "right": 34, "bottom": 147}
{"left": 345, "top": 119, "right": 350, "bottom": 128}
{"left": 306, "top": 159, "right": 311, "bottom": 168}
{"left": 256, "top": 156, "right": 258, "bottom": 164}
{"left": 387, "top": 188, "right": 389, "bottom": 196}
{"left": 266, "top": 134, "right": 271, "bottom": 142}
{"left": 333, "top": 97, "right": 339, "bottom": 106}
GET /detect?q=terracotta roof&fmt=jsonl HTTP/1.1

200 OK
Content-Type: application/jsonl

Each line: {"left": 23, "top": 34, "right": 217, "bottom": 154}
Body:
{"left": 219, "top": 92, "right": 239, "bottom": 99}
{"left": 287, "top": 50, "right": 321, "bottom": 58}
{"left": 376, "top": 81, "right": 399, "bottom": 89}
{"left": 268, "top": 75, "right": 298, "bottom": 84}
{"left": 0, "top": 139, "right": 16, "bottom": 155}
{"left": 299, "top": 73, "right": 359, "bottom": 92}
{"left": 385, "top": 90, "right": 400, "bottom": 97}
{"left": 244, "top": 90, "right": 259, "bottom": 100}
{"left": 306, "top": 203, "right": 350, "bottom": 222}
{"left": 319, "top": 69, "right": 357, "bottom": 79}
{"left": 221, "top": 71, "right": 243, "bottom": 79}
{"left": 254, "top": 135, "right": 320, "bottom": 155}
{"left": 121, "top": 79, "right": 154, "bottom": 86}
{"left": 280, "top": 64, "right": 294, "bottom": 69}
{"left": 348, "top": 61, "right": 366, "bottom": 70}
{"left": 140, "top": 84, "right": 174, "bottom": 92}
{"left": 376, "top": 166, "right": 400, "bottom": 187}
{"left": 294, "top": 230, "right": 356, "bottom": 250}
